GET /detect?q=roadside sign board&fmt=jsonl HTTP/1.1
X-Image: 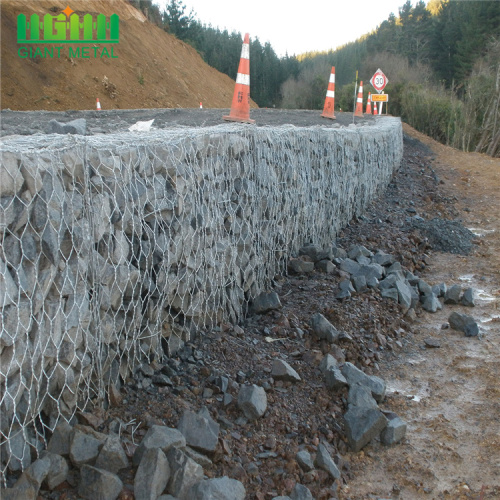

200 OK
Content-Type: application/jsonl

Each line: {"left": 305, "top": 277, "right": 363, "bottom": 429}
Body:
{"left": 370, "top": 69, "right": 388, "bottom": 93}
{"left": 371, "top": 93, "right": 388, "bottom": 102}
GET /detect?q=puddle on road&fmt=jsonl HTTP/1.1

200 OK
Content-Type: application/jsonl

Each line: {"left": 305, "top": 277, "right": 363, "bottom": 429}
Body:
{"left": 467, "top": 227, "right": 496, "bottom": 237}
{"left": 386, "top": 380, "right": 428, "bottom": 402}
{"left": 458, "top": 275, "right": 497, "bottom": 303}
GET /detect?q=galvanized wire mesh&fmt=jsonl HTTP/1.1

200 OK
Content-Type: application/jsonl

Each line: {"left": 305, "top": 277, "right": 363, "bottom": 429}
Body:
{"left": 0, "top": 121, "right": 402, "bottom": 480}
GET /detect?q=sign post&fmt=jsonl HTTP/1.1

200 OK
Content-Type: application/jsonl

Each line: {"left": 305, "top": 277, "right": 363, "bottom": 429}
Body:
{"left": 370, "top": 69, "right": 388, "bottom": 114}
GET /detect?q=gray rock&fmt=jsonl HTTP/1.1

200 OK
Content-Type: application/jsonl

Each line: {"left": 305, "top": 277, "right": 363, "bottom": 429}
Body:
{"left": 0, "top": 257, "right": 19, "bottom": 308}
{"left": 47, "top": 118, "right": 87, "bottom": 135}
{"left": 417, "top": 279, "right": 433, "bottom": 296}
{"left": 395, "top": 279, "right": 412, "bottom": 310}
{"left": 69, "top": 429, "right": 103, "bottom": 467}
{"left": 271, "top": 359, "right": 301, "bottom": 382}
{"left": 444, "top": 284, "right": 462, "bottom": 304}
{"left": 47, "top": 420, "right": 73, "bottom": 457}
{"left": 331, "top": 245, "right": 347, "bottom": 259}
{"left": 356, "top": 255, "right": 371, "bottom": 265}
{"left": 339, "top": 279, "right": 355, "bottom": 293}
{"left": 448, "top": 312, "right": 479, "bottom": 337}
{"left": 289, "top": 259, "right": 315, "bottom": 274}
{"left": 166, "top": 447, "right": 203, "bottom": 500}
{"left": 378, "top": 274, "right": 397, "bottom": 289}
{"left": 381, "top": 287, "right": 399, "bottom": 301}
{"left": 14, "top": 456, "right": 51, "bottom": 494}
{"left": 344, "top": 407, "right": 388, "bottom": 452}
{"left": 299, "top": 244, "right": 332, "bottom": 262}
{"left": 461, "top": 287, "right": 475, "bottom": 307}
{"left": 410, "top": 285, "right": 420, "bottom": 309}
{"left": 339, "top": 258, "right": 361, "bottom": 275}
{"left": 315, "top": 259, "right": 335, "bottom": 273}
{"left": 424, "top": 337, "right": 441, "bottom": 348}
{"left": 290, "top": 483, "right": 314, "bottom": 500}
{"left": 133, "top": 426, "right": 186, "bottom": 466}
{"left": 421, "top": 293, "right": 442, "bottom": 313}
{"left": 406, "top": 271, "right": 419, "bottom": 285}
{"left": 188, "top": 476, "right": 246, "bottom": 500}
{"left": 324, "top": 367, "right": 348, "bottom": 391}
{"left": 134, "top": 448, "right": 170, "bottom": 500}
{"left": 78, "top": 464, "right": 123, "bottom": 500}
{"left": 238, "top": 384, "right": 267, "bottom": 420}
{"left": 347, "top": 383, "right": 378, "bottom": 410}
{"left": 296, "top": 450, "right": 314, "bottom": 472}
{"left": 351, "top": 275, "right": 367, "bottom": 292}
{"left": 432, "top": 282, "right": 447, "bottom": 297}
{"left": 347, "top": 245, "right": 372, "bottom": 260}
{"left": 386, "top": 262, "right": 402, "bottom": 275}
{"left": 0, "top": 485, "right": 37, "bottom": 500}
{"left": 41, "top": 452, "right": 68, "bottom": 490}
{"left": 335, "top": 288, "right": 351, "bottom": 299}
{"left": 314, "top": 443, "right": 340, "bottom": 480}
{"left": 251, "top": 291, "right": 282, "bottom": 314}
{"left": 0, "top": 152, "right": 24, "bottom": 197}
{"left": 183, "top": 446, "right": 213, "bottom": 468}
{"left": 372, "top": 251, "right": 395, "bottom": 266}
{"left": 380, "top": 414, "right": 407, "bottom": 445}
{"left": 310, "top": 313, "right": 341, "bottom": 343}
{"left": 95, "top": 435, "right": 129, "bottom": 473}
{"left": 272, "top": 497, "right": 292, "bottom": 500}
{"left": 177, "top": 407, "right": 219, "bottom": 453}
{"left": 366, "top": 276, "right": 379, "bottom": 289}
{"left": 158, "top": 496, "right": 180, "bottom": 500}
{"left": 341, "top": 362, "right": 386, "bottom": 402}
{"left": 355, "top": 263, "right": 384, "bottom": 281}
{"left": 319, "top": 354, "right": 338, "bottom": 374}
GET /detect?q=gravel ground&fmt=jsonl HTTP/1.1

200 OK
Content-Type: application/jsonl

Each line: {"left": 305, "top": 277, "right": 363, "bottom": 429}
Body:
{"left": 0, "top": 108, "right": 377, "bottom": 136}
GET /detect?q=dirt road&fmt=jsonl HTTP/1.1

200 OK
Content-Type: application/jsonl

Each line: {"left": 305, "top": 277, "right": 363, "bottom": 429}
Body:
{"left": 342, "top": 125, "right": 500, "bottom": 499}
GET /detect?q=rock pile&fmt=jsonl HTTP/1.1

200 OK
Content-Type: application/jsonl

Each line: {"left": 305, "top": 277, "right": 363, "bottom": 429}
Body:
{"left": 291, "top": 243, "right": 480, "bottom": 336}
{"left": 2, "top": 410, "right": 245, "bottom": 500}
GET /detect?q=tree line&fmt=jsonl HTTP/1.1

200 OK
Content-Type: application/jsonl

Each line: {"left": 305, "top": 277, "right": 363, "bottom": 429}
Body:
{"left": 129, "top": 0, "right": 500, "bottom": 156}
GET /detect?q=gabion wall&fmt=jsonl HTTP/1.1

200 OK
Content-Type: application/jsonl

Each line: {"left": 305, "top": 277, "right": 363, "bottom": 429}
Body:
{"left": 0, "top": 119, "right": 403, "bottom": 476}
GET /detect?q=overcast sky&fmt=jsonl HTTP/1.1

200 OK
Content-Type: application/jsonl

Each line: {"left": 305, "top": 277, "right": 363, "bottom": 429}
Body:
{"left": 155, "top": 0, "right": 411, "bottom": 57}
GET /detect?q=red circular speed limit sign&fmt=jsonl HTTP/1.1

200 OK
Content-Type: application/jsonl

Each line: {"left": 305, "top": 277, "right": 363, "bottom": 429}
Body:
{"left": 370, "top": 69, "right": 388, "bottom": 93}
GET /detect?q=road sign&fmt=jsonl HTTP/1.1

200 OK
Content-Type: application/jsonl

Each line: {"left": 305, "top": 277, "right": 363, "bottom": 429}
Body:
{"left": 370, "top": 69, "right": 388, "bottom": 93}
{"left": 371, "top": 93, "right": 388, "bottom": 102}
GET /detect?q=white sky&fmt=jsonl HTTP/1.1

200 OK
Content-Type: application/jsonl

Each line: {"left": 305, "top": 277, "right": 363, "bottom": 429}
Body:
{"left": 155, "top": 0, "right": 410, "bottom": 57}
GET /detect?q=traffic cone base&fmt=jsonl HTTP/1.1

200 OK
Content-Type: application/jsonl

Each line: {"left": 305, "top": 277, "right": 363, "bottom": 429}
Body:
{"left": 354, "top": 81, "right": 364, "bottom": 117}
{"left": 321, "top": 66, "right": 336, "bottom": 120}
{"left": 366, "top": 92, "right": 372, "bottom": 114}
{"left": 223, "top": 33, "right": 255, "bottom": 124}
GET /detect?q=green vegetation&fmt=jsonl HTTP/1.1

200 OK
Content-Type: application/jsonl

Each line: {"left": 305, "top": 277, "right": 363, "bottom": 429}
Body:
{"left": 129, "top": 0, "right": 500, "bottom": 156}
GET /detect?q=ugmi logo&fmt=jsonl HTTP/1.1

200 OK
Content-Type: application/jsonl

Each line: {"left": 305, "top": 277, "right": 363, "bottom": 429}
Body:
{"left": 17, "top": 6, "right": 119, "bottom": 43}
{"left": 17, "top": 6, "right": 119, "bottom": 59}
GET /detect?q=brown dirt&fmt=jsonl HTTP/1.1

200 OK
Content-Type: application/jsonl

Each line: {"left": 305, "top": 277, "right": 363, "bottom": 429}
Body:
{"left": 341, "top": 125, "right": 500, "bottom": 499}
{"left": 1, "top": 0, "right": 257, "bottom": 111}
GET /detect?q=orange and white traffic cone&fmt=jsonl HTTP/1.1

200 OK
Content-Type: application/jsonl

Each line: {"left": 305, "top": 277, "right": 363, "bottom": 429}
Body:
{"left": 200, "top": 102, "right": 203, "bottom": 109}
{"left": 373, "top": 96, "right": 378, "bottom": 116}
{"left": 366, "top": 92, "right": 372, "bottom": 114}
{"left": 354, "top": 81, "right": 364, "bottom": 117}
{"left": 321, "top": 66, "right": 336, "bottom": 119}
{"left": 223, "top": 33, "right": 255, "bottom": 124}
{"left": 96, "top": 98, "right": 101, "bottom": 111}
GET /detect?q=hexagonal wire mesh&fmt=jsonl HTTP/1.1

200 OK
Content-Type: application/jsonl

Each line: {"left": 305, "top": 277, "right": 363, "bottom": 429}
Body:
{"left": 0, "top": 121, "right": 402, "bottom": 481}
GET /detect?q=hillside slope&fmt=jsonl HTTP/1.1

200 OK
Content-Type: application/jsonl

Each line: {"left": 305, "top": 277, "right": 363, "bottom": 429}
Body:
{"left": 1, "top": 0, "right": 253, "bottom": 111}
